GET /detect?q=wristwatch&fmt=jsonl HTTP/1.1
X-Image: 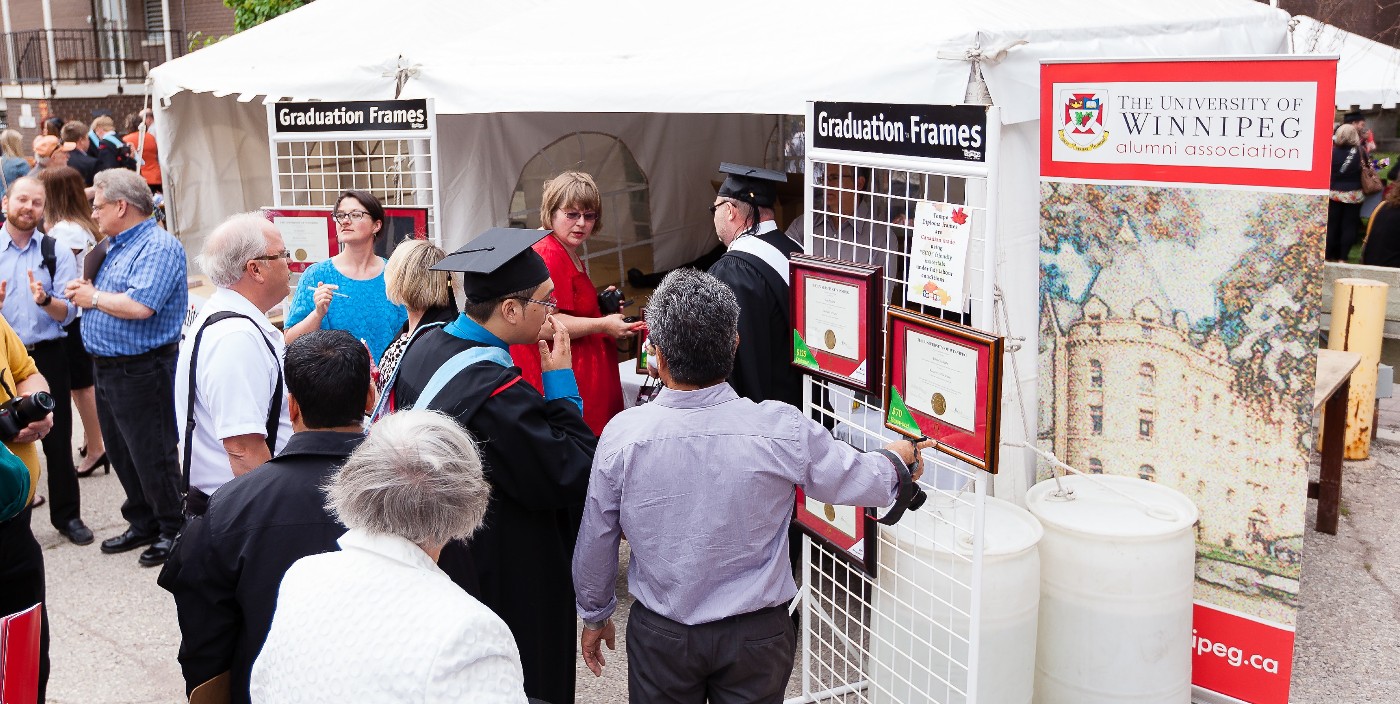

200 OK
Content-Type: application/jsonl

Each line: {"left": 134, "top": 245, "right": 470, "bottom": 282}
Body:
{"left": 583, "top": 617, "right": 611, "bottom": 631}
{"left": 37, "top": 293, "right": 51, "bottom": 307}
{"left": 91, "top": 291, "right": 102, "bottom": 310}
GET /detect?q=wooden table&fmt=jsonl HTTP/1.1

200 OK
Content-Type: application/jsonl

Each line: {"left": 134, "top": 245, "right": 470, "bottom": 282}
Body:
{"left": 1309, "top": 348, "right": 1363, "bottom": 535}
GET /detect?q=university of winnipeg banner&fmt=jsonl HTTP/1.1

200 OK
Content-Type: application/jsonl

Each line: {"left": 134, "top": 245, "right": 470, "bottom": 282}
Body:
{"left": 1038, "top": 58, "right": 1336, "bottom": 704}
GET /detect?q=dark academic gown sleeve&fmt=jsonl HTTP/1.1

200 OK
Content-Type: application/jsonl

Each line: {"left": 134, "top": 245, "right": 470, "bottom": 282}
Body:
{"left": 709, "top": 254, "right": 803, "bottom": 407}
{"left": 391, "top": 340, "right": 595, "bottom": 704}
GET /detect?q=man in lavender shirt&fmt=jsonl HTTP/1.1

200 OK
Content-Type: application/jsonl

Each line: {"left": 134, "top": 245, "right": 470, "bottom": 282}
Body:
{"left": 573, "top": 268, "right": 929, "bottom": 702}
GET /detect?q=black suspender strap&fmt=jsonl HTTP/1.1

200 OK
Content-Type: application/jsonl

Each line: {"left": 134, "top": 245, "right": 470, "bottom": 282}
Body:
{"left": 181, "top": 311, "right": 283, "bottom": 492}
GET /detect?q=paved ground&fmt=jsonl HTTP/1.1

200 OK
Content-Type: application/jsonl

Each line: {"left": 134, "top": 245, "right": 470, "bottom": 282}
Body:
{"left": 25, "top": 395, "right": 1400, "bottom": 703}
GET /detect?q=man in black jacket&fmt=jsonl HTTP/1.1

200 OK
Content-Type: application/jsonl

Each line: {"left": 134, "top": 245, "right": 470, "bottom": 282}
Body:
{"left": 59, "top": 122, "right": 97, "bottom": 186}
{"left": 158, "top": 330, "right": 375, "bottom": 703}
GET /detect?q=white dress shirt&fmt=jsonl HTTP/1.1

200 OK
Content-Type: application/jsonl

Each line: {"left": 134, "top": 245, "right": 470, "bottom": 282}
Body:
{"left": 175, "top": 287, "right": 292, "bottom": 495}
{"left": 250, "top": 529, "right": 528, "bottom": 703}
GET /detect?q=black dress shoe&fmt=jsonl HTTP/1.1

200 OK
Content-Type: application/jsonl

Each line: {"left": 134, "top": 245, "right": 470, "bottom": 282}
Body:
{"left": 138, "top": 536, "right": 176, "bottom": 567}
{"left": 58, "top": 519, "right": 94, "bottom": 546}
{"left": 100, "top": 528, "right": 158, "bottom": 554}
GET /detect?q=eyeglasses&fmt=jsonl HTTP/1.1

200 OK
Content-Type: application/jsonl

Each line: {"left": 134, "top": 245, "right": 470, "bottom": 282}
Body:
{"left": 557, "top": 210, "right": 599, "bottom": 223}
{"left": 331, "top": 210, "right": 371, "bottom": 224}
{"left": 709, "top": 201, "right": 733, "bottom": 215}
{"left": 250, "top": 250, "right": 291, "bottom": 262}
{"left": 91, "top": 200, "right": 116, "bottom": 214}
{"left": 513, "top": 296, "right": 559, "bottom": 310}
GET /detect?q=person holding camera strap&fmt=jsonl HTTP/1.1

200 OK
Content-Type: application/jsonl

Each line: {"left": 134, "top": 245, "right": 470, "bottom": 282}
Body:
{"left": 573, "top": 269, "right": 931, "bottom": 702}
{"left": 0, "top": 176, "right": 90, "bottom": 546}
{"left": 175, "top": 214, "right": 293, "bottom": 520}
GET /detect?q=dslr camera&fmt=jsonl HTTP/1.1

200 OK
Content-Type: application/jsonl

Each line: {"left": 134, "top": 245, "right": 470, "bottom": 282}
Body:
{"left": 597, "top": 288, "right": 625, "bottom": 315}
{"left": 0, "top": 392, "right": 55, "bottom": 442}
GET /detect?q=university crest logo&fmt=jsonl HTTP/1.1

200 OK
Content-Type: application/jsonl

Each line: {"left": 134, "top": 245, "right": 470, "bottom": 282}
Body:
{"left": 1058, "top": 90, "right": 1109, "bottom": 151}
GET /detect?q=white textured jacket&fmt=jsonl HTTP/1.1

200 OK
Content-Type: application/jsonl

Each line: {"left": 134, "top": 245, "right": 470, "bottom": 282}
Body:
{"left": 250, "top": 529, "right": 527, "bottom": 703}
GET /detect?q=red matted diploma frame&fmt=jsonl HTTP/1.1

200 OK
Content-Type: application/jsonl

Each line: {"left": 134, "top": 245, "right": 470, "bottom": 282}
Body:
{"left": 794, "top": 486, "right": 879, "bottom": 577}
{"left": 262, "top": 207, "right": 334, "bottom": 273}
{"left": 789, "top": 255, "right": 884, "bottom": 395}
{"left": 884, "top": 307, "right": 1003, "bottom": 472}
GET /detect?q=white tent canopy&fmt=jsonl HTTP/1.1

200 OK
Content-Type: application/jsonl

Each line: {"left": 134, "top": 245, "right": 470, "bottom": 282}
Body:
{"left": 152, "top": 0, "right": 1291, "bottom": 123}
{"left": 149, "top": 0, "right": 1291, "bottom": 269}
{"left": 1291, "top": 15, "right": 1400, "bottom": 110}
{"left": 148, "top": 0, "right": 1292, "bottom": 497}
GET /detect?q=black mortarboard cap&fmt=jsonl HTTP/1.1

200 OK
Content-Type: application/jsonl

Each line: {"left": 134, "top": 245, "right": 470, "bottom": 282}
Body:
{"left": 1344, "top": 111, "right": 1365, "bottom": 123}
{"left": 717, "top": 162, "right": 788, "bottom": 208}
{"left": 433, "top": 227, "right": 552, "bottom": 300}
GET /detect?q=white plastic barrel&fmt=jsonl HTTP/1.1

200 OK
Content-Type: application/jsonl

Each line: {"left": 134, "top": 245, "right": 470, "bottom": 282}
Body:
{"left": 1026, "top": 475, "right": 1199, "bottom": 704}
{"left": 869, "top": 495, "right": 1043, "bottom": 704}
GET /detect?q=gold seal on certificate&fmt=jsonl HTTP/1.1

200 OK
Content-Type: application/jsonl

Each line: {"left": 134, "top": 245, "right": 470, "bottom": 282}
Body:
{"left": 905, "top": 331, "right": 977, "bottom": 432}
{"left": 824, "top": 329, "right": 837, "bottom": 350}
{"left": 824, "top": 504, "right": 837, "bottom": 521}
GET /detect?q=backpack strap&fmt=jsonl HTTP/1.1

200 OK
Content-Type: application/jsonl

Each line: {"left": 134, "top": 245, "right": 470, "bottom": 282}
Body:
{"left": 181, "top": 311, "right": 283, "bottom": 491}
{"left": 39, "top": 235, "right": 56, "bottom": 282}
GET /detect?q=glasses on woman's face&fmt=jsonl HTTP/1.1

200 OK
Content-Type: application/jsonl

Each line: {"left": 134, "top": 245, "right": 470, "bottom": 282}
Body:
{"left": 557, "top": 210, "right": 599, "bottom": 223}
{"left": 332, "top": 210, "right": 370, "bottom": 224}
{"left": 514, "top": 296, "right": 559, "bottom": 311}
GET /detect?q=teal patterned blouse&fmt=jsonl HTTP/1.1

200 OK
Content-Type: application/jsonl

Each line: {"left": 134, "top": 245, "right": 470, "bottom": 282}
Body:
{"left": 285, "top": 258, "right": 408, "bottom": 360}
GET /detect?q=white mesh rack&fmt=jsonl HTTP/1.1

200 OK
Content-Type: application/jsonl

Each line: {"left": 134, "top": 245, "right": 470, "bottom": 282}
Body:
{"left": 789, "top": 103, "right": 1002, "bottom": 704}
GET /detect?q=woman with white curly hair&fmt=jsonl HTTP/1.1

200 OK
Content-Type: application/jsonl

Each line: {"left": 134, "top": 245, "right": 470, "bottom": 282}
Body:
{"left": 249, "top": 410, "right": 527, "bottom": 703}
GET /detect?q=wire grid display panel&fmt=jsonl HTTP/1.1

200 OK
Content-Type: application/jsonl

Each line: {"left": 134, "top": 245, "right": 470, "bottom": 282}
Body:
{"left": 272, "top": 138, "right": 438, "bottom": 233}
{"left": 795, "top": 158, "right": 992, "bottom": 704}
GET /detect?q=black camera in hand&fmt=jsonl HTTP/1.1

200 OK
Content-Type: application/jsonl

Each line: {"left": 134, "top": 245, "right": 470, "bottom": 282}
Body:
{"left": 597, "top": 288, "right": 625, "bottom": 314}
{"left": 0, "top": 392, "right": 55, "bottom": 442}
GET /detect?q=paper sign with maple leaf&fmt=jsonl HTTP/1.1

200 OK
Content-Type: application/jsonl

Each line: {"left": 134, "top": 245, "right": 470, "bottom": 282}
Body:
{"left": 906, "top": 200, "right": 972, "bottom": 310}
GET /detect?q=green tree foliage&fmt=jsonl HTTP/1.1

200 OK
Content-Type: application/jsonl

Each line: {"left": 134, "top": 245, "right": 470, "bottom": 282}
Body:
{"left": 224, "top": 0, "right": 310, "bottom": 32}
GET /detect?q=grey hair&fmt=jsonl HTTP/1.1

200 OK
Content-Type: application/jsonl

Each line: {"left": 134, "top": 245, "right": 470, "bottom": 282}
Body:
{"left": 94, "top": 168, "right": 154, "bottom": 215}
{"left": 1334, "top": 123, "right": 1360, "bottom": 148}
{"left": 199, "top": 212, "right": 269, "bottom": 288}
{"left": 645, "top": 268, "right": 739, "bottom": 385}
{"left": 324, "top": 410, "right": 491, "bottom": 548}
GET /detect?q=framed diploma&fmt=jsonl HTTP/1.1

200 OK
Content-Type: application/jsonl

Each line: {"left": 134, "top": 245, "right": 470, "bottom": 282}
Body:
{"left": 789, "top": 255, "right": 883, "bottom": 395}
{"left": 794, "top": 486, "right": 879, "bottom": 577}
{"left": 262, "top": 207, "right": 335, "bottom": 273}
{"left": 884, "top": 307, "right": 1003, "bottom": 472}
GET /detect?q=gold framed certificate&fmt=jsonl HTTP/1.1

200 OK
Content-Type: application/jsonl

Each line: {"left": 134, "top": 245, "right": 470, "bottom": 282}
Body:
{"left": 789, "top": 255, "right": 883, "bottom": 395}
{"left": 884, "top": 307, "right": 1003, "bottom": 472}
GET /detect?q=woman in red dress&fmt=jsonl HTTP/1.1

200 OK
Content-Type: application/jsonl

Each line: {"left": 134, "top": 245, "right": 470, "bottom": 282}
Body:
{"left": 510, "top": 171, "right": 643, "bottom": 435}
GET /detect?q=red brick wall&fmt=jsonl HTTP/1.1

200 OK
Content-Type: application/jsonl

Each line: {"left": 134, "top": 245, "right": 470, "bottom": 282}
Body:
{"left": 172, "top": 0, "right": 237, "bottom": 46}
{"left": 8, "top": 96, "right": 146, "bottom": 156}
{"left": 1, "top": 0, "right": 236, "bottom": 47}
{"left": 6, "top": 1, "right": 45, "bottom": 31}
{"left": 49, "top": 0, "right": 90, "bottom": 30}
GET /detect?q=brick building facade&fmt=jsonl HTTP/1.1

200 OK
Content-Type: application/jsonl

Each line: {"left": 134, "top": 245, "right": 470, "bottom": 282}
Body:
{"left": 0, "top": 0, "right": 235, "bottom": 155}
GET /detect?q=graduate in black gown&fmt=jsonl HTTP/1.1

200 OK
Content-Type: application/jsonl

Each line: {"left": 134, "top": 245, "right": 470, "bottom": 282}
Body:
{"left": 707, "top": 163, "right": 803, "bottom": 407}
{"left": 385, "top": 228, "right": 595, "bottom": 704}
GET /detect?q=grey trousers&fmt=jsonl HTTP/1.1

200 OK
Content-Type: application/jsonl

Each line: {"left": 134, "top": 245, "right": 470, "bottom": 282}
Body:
{"left": 627, "top": 600, "right": 796, "bottom": 704}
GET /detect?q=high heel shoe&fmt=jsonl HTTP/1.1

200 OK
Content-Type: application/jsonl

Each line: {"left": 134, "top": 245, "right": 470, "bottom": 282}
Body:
{"left": 76, "top": 451, "right": 109, "bottom": 478}
{"left": 78, "top": 443, "right": 87, "bottom": 458}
